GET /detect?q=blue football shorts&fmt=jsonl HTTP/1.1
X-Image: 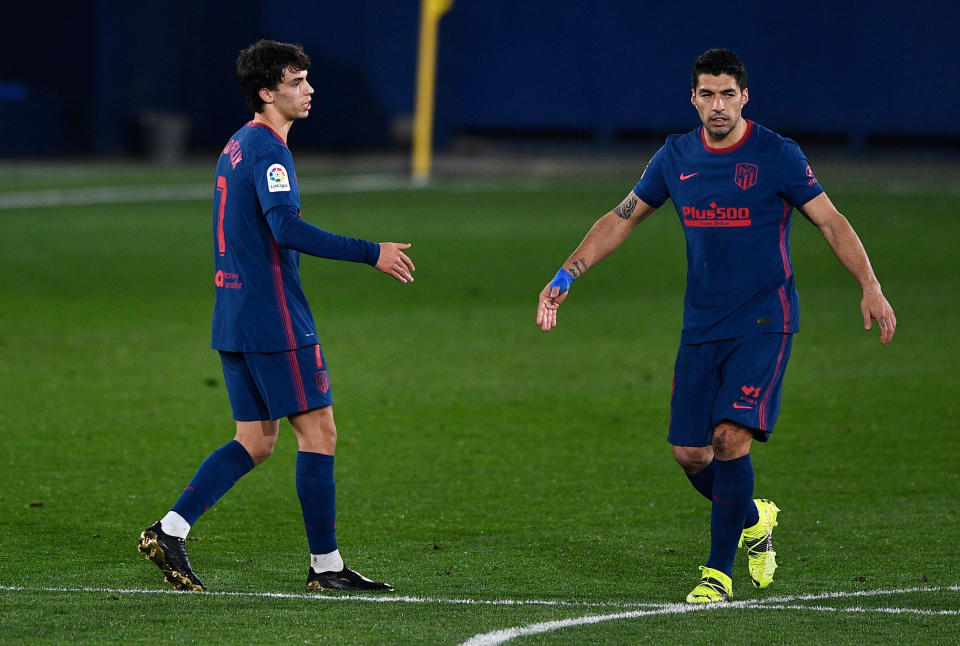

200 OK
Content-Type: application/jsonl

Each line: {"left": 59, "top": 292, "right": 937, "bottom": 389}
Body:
{"left": 668, "top": 333, "right": 793, "bottom": 446}
{"left": 219, "top": 344, "right": 333, "bottom": 421}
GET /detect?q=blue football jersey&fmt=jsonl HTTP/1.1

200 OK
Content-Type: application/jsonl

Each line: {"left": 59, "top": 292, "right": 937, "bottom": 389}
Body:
{"left": 633, "top": 120, "right": 823, "bottom": 343}
{"left": 211, "top": 122, "right": 318, "bottom": 352}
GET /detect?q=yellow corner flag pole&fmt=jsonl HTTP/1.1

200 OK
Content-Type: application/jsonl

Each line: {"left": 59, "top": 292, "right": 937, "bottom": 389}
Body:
{"left": 412, "top": 0, "right": 453, "bottom": 185}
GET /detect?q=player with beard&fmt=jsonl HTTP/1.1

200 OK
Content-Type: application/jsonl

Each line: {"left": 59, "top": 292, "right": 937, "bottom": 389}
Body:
{"left": 536, "top": 48, "right": 895, "bottom": 602}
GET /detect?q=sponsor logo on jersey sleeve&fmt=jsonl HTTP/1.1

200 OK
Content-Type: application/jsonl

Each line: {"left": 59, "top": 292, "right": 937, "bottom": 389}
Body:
{"left": 266, "top": 164, "right": 291, "bottom": 192}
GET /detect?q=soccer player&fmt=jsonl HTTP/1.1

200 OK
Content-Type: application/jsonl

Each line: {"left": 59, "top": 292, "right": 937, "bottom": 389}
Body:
{"left": 138, "top": 40, "right": 415, "bottom": 592}
{"left": 536, "top": 49, "right": 896, "bottom": 603}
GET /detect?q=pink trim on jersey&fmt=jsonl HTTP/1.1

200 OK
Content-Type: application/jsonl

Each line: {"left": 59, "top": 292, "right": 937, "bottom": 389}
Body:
{"left": 285, "top": 349, "right": 308, "bottom": 412}
{"left": 248, "top": 120, "right": 288, "bottom": 146}
{"left": 758, "top": 334, "right": 790, "bottom": 429}
{"left": 269, "top": 238, "right": 298, "bottom": 350}
{"left": 778, "top": 286, "right": 791, "bottom": 334}
{"left": 778, "top": 199, "right": 792, "bottom": 280}
{"left": 701, "top": 119, "right": 754, "bottom": 154}
{"left": 778, "top": 198, "right": 793, "bottom": 332}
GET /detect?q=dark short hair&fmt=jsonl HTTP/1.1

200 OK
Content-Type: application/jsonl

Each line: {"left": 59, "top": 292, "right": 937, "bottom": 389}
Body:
{"left": 691, "top": 48, "right": 747, "bottom": 90}
{"left": 235, "top": 39, "right": 311, "bottom": 113}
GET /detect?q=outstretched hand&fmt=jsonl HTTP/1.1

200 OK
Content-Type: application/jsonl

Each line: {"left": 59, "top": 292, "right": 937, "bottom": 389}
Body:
{"left": 536, "top": 283, "right": 570, "bottom": 332}
{"left": 376, "top": 242, "right": 416, "bottom": 283}
{"left": 861, "top": 289, "right": 896, "bottom": 345}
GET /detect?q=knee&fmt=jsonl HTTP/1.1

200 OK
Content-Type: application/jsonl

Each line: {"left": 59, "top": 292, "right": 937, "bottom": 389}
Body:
{"left": 305, "top": 420, "right": 337, "bottom": 453}
{"left": 315, "top": 422, "right": 337, "bottom": 454}
{"left": 239, "top": 438, "right": 276, "bottom": 465}
{"left": 290, "top": 411, "right": 337, "bottom": 454}
{"left": 249, "top": 444, "right": 275, "bottom": 465}
{"left": 672, "top": 445, "right": 713, "bottom": 474}
{"left": 712, "top": 422, "right": 753, "bottom": 460}
{"left": 324, "top": 422, "right": 337, "bottom": 447}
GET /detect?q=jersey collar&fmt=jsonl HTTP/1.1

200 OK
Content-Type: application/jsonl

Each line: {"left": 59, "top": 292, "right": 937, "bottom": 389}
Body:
{"left": 248, "top": 120, "right": 288, "bottom": 147}
{"left": 700, "top": 119, "right": 754, "bottom": 154}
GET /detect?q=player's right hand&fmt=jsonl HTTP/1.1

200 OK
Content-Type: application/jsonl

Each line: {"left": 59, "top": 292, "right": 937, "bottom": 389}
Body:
{"left": 537, "top": 268, "right": 574, "bottom": 331}
{"left": 536, "top": 282, "right": 570, "bottom": 332}
{"left": 376, "top": 242, "right": 416, "bottom": 283}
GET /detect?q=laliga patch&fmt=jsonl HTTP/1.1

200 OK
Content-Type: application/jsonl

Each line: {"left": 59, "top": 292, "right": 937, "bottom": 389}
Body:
{"left": 266, "top": 163, "right": 290, "bottom": 192}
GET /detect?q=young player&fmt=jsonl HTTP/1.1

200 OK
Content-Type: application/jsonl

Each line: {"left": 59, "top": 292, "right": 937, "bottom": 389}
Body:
{"left": 138, "top": 39, "right": 415, "bottom": 592}
{"left": 536, "top": 48, "right": 896, "bottom": 602}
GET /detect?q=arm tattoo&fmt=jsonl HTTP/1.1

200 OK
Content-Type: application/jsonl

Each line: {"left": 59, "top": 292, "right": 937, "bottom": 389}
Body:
{"left": 615, "top": 192, "right": 638, "bottom": 220}
{"left": 568, "top": 257, "right": 588, "bottom": 279}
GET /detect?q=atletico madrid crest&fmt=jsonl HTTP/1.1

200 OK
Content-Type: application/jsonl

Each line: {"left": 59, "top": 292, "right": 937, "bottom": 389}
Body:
{"left": 734, "top": 163, "right": 758, "bottom": 190}
{"left": 315, "top": 371, "right": 330, "bottom": 394}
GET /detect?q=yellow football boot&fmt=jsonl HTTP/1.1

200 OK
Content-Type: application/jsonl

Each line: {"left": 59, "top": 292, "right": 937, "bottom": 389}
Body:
{"left": 739, "top": 498, "right": 780, "bottom": 588}
{"left": 685, "top": 566, "right": 732, "bottom": 603}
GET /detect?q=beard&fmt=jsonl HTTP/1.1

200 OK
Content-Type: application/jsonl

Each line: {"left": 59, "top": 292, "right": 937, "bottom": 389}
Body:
{"left": 704, "top": 116, "right": 738, "bottom": 140}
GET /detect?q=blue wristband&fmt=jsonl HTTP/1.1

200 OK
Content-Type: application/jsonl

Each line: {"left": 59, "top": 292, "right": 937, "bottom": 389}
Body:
{"left": 549, "top": 268, "right": 574, "bottom": 294}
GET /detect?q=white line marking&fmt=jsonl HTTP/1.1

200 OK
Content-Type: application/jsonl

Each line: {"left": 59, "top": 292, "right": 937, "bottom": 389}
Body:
{"left": 0, "top": 177, "right": 409, "bottom": 209}
{"left": 762, "top": 585, "right": 960, "bottom": 603}
{"left": 750, "top": 603, "right": 960, "bottom": 616}
{"left": 460, "top": 603, "right": 713, "bottom": 646}
{"left": 0, "top": 585, "right": 657, "bottom": 609}
{"left": 1, "top": 584, "right": 955, "bottom": 609}
{"left": 0, "top": 176, "right": 553, "bottom": 210}
{"left": 2, "top": 583, "right": 956, "bottom": 646}
{"left": 460, "top": 586, "right": 960, "bottom": 646}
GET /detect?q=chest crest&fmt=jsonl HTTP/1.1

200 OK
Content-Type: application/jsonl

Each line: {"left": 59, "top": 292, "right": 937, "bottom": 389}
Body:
{"left": 734, "top": 163, "right": 759, "bottom": 190}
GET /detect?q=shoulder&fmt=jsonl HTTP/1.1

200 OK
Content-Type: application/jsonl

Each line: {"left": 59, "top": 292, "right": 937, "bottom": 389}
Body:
{"left": 248, "top": 125, "right": 291, "bottom": 156}
{"left": 651, "top": 129, "right": 699, "bottom": 163}
{"left": 666, "top": 128, "right": 700, "bottom": 150}
{"left": 248, "top": 134, "right": 295, "bottom": 187}
{"left": 751, "top": 122, "right": 804, "bottom": 156}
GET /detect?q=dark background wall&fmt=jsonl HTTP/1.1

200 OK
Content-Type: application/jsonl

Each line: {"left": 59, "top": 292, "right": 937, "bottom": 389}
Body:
{"left": 0, "top": 0, "right": 954, "bottom": 158}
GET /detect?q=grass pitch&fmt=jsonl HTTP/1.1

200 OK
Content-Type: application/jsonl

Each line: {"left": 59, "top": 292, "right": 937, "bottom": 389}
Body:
{"left": 0, "top": 158, "right": 958, "bottom": 644}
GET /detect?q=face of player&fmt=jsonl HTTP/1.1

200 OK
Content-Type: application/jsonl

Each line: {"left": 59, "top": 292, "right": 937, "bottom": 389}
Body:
{"left": 691, "top": 73, "right": 749, "bottom": 145}
{"left": 262, "top": 67, "right": 314, "bottom": 121}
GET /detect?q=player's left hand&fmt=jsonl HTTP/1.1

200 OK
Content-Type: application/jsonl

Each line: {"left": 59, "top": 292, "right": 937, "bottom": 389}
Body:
{"left": 376, "top": 242, "right": 416, "bottom": 283}
{"left": 861, "top": 288, "right": 896, "bottom": 345}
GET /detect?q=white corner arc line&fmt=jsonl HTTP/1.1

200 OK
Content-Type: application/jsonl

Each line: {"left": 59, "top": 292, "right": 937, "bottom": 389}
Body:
{"left": 460, "top": 604, "right": 713, "bottom": 646}
{"left": 459, "top": 586, "right": 960, "bottom": 646}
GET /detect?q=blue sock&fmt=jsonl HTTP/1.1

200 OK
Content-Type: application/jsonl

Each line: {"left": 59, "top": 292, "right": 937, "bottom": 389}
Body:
{"left": 171, "top": 440, "right": 255, "bottom": 525}
{"left": 686, "top": 459, "right": 717, "bottom": 501}
{"left": 296, "top": 451, "right": 338, "bottom": 554}
{"left": 686, "top": 458, "right": 760, "bottom": 528}
{"left": 706, "top": 454, "right": 755, "bottom": 576}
